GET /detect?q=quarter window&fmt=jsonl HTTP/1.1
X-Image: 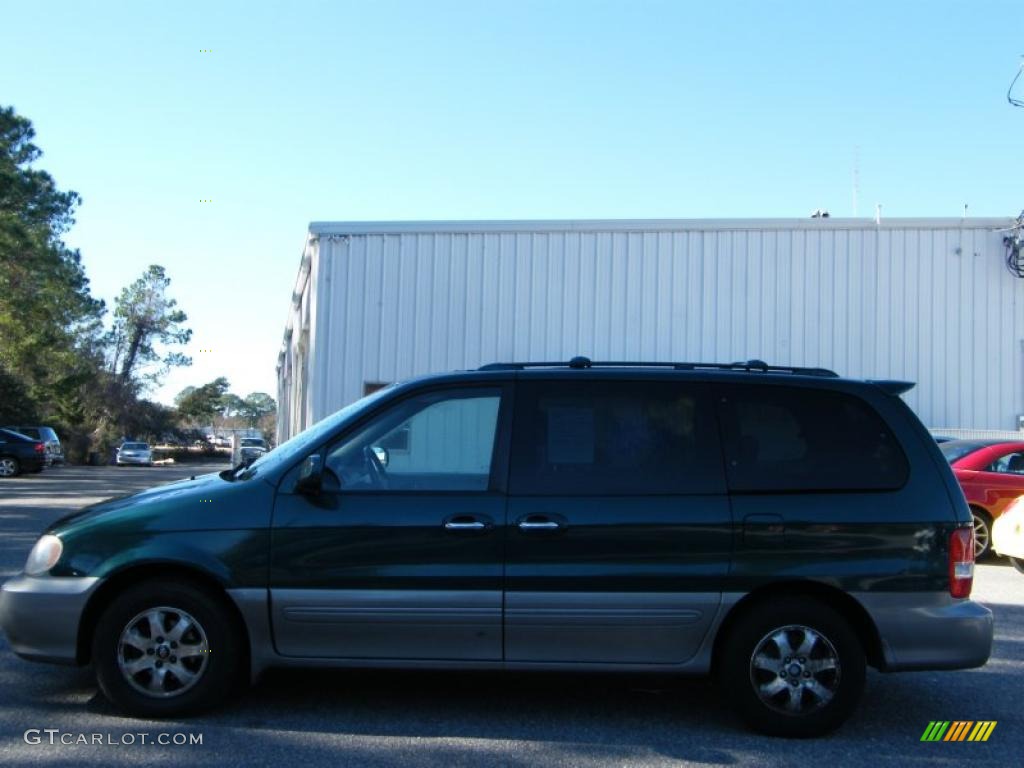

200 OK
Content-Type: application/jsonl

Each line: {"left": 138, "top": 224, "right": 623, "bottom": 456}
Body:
{"left": 718, "top": 385, "right": 908, "bottom": 492}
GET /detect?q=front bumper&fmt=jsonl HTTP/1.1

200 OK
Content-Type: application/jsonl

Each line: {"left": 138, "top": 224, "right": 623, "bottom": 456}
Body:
{"left": 116, "top": 455, "right": 152, "bottom": 465}
{"left": 857, "top": 592, "right": 994, "bottom": 671}
{"left": 0, "top": 575, "right": 100, "bottom": 664}
{"left": 992, "top": 512, "right": 1024, "bottom": 559}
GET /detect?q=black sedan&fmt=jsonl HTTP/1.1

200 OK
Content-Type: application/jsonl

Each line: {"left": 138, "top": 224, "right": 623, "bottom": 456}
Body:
{"left": 0, "top": 428, "right": 46, "bottom": 477}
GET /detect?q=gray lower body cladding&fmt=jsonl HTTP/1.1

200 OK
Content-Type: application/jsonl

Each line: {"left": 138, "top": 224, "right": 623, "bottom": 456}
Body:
{"left": 0, "top": 575, "right": 100, "bottom": 664}
{"left": 2, "top": 580, "right": 992, "bottom": 681}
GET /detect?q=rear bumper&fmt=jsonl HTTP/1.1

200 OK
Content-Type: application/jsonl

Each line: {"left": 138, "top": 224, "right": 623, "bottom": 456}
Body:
{"left": 856, "top": 592, "right": 993, "bottom": 671}
{"left": 22, "top": 455, "right": 46, "bottom": 472}
{"left": 0, "top": 575, "right": 100, "bottom": 664}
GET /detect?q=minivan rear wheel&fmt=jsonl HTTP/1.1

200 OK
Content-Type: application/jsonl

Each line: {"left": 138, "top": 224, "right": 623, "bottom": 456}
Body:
{"left": 718, "top": 596, "right": 865, "bottom": 737}
{"left": 92, "top": 580, "right": 241, "bottom": 717}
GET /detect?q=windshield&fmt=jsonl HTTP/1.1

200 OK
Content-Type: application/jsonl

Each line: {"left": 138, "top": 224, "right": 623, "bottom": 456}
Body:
{"left": 241, "top": 438, "right": 265, "bottom": 447}
{"left": 229, "top": 384, "right": 397, "bottom": 480}
{"left": 122, "top": 442, "right": 150, "bottom": 450}
{"left": 939, "top": 441, "right": 984, "bottom": 465}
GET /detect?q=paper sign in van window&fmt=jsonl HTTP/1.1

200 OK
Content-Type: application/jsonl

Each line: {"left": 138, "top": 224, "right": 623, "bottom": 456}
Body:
{"left": 546, "top": 406, "right": 594, "bottom": 464}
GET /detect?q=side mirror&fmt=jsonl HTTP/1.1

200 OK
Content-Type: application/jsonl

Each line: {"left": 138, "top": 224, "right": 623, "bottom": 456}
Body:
{"left": 372, "top": 445, "right": 389, "bottom": 468}
{"left": 295, "top": 453, "right": 323, "bottom": 495}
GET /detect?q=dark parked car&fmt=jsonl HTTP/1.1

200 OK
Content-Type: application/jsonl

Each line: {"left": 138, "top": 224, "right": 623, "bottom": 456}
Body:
{"left": 0, "top": 358, "right": 992, "bottom": 737}
{"left": 3, "top": 426, "right": 63, "bottom": 466}
{"left": 0, "top": 428, "right": 47, "bottom": 477}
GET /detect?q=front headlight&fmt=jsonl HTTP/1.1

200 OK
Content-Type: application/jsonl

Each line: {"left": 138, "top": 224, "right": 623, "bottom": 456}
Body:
{"left": 25, "top": 534, "right": 63, "bottom": 576}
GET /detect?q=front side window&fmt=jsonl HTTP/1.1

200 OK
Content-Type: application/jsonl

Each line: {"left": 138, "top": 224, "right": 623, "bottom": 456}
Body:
{"left": 987, "top": 450, "right": 1024, "bottom": 474}
{"left": 325, "top": 388, "right": 502, "bottom": 492}
{"left": 509, "top": 379, "right": 725, "bottom": 495}
{"left": 718, "top": 385, "right": 909, "bottom": 492}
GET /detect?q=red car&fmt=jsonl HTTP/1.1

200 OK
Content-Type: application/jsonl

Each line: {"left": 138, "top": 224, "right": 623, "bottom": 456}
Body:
{"left": 941, "top": 439, "right": 1024, "bottom": 558}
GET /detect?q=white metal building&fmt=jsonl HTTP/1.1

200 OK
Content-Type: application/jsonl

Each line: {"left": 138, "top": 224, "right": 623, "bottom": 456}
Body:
{"left": 277, "top": 217, "right": 1022, "bottom": 443}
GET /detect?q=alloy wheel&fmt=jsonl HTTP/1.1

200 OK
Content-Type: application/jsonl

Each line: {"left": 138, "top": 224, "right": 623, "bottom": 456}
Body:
{"left": 749, "top": 624, "right": 842, "bottom": 716}
{"left": 973, "top": 514, "right": 990, "bottom": 559}
{"left": 116, "top": 606, "right": 210, "bottom": 698}
{"left": 0, "top": 458, "right": 18, "bottom": 477}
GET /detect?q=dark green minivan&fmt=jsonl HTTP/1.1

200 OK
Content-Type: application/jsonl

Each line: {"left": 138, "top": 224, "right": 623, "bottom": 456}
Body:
{"left": 0, "top": 359, "right": 993, "bottom": 736}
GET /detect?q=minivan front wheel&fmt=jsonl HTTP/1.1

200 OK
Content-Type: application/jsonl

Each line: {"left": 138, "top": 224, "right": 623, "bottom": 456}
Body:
{"left": 719, "top": 597, "right": 865, "bottom": 737}
{"left": 92, "top": 580, "right": 241, "bottom": 717}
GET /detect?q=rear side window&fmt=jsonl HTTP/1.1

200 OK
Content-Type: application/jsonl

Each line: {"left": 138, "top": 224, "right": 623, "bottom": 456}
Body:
{"left": 510, "top": 379, "right": 725, "bottom": 495}
{"left": 718, "top": 385, "right": 908, "bottom": 492}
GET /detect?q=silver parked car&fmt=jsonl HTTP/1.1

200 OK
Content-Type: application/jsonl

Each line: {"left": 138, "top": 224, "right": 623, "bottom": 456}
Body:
{"left": 115, "top": 442, "right": 153, "bottom": 467}
{"left": 239, "top": 437, "right": 268, "bottom": 465}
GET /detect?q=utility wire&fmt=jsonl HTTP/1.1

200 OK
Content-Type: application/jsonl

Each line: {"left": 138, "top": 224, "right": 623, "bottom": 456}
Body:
{"left": 1009, "top": 59, "right": 1024, "bottom": 107}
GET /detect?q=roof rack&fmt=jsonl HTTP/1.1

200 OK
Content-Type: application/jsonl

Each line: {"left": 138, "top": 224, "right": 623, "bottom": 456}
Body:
{"left": 477, "top": 356, "right": 839, "bottom": 377}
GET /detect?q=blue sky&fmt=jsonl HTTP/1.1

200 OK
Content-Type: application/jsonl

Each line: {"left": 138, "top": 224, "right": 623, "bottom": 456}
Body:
{"left": 2, "top": 0, "right": 1022, "bottom": 405}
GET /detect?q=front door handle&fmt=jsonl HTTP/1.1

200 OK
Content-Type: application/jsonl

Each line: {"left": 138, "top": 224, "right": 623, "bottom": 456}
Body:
{"left": 444, "top": 520, "right": 486, "bottom": 531}
{"left": 443, "top": 514, "right": 492, "bottom": 532}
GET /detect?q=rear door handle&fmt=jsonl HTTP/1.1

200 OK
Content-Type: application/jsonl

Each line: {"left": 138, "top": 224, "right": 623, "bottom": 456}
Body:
{"left": 518, "top": 520, "right": 559, "bottom": 530}
{"left": 516, "top": 515, "right": 566, "bottom": 532}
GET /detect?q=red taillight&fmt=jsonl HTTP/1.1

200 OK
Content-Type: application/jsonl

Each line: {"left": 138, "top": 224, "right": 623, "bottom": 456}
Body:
{"left": 949, "top": 527, "right": 975, "bottom": 598}
{"left": 33, "top": 442, "right": 45, "bottom": 454}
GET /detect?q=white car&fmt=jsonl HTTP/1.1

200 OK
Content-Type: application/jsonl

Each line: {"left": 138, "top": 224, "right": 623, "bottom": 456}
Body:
{"left": 992, "top": 496, "right": 1024, "bottom": 574}
{"left": 115, "top": 442, "right": 153, "bottom": 466}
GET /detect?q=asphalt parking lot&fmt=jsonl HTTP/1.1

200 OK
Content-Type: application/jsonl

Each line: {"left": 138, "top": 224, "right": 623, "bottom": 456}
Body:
{"left": 0, "top": 464, "right": 1021, "bottom": 767}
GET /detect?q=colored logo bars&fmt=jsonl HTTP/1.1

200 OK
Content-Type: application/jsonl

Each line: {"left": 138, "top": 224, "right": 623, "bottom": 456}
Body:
{"left": 920, "top": 721, "right": 997, "bottom": 742}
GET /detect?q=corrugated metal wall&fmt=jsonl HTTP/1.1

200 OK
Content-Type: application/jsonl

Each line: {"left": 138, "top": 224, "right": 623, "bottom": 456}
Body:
{"left": 277, "top": 219, "right": 1024, "bottom": 440}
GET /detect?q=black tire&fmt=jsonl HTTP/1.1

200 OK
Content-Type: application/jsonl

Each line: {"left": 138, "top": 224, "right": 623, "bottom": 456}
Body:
{"left": 718, "top": 596, "right": 866, "bottom": 737}
{"left": 971, "top": 509, "right": 993, "bottom": 560}
{"left": 0, "top": 456, "right": 21, "bottom": 478}
{"left": 91, "top": 579, "right": 242, "bottom": 717}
